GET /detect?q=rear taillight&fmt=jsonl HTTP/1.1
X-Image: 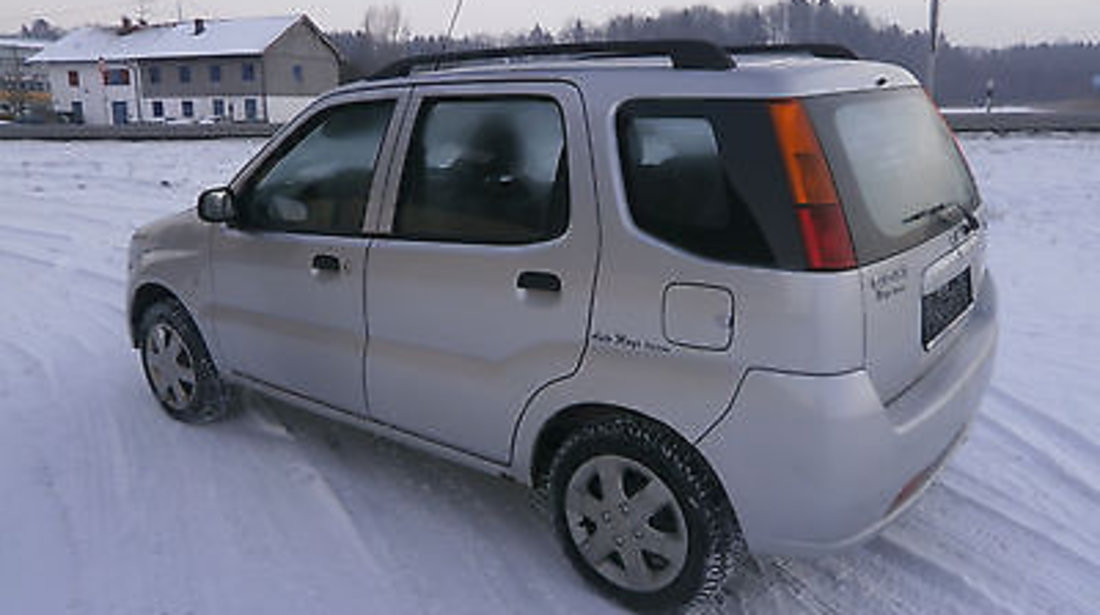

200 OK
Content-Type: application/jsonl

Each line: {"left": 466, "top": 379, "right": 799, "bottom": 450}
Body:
{"left": 769, "top": 100, "right": 856, "bottom": 271}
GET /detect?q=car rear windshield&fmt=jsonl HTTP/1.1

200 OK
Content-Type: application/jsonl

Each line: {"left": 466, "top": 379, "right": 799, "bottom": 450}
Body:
{"left": 805, "top": 87, "right": 980, "bottom": 264}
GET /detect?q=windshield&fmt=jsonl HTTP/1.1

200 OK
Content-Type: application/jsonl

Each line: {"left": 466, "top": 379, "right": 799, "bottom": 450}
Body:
{"left": 806, "top": 87, "right": 979, "bottom": 264}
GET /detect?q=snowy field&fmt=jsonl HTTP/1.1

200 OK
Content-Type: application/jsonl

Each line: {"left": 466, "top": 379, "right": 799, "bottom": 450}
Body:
{"left": 1, "top": 133, "right": 1098, "bottom": 614}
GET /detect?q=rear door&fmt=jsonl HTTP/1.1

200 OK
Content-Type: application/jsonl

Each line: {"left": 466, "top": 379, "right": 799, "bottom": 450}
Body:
{"left": 208, "top": 93, "right": 403, "bottom": 414}
{"left": 808, "top": 88, "right": 988, "bottom": 402}
{"left": 364, "top": 82, "right": 598, "bottom": 463}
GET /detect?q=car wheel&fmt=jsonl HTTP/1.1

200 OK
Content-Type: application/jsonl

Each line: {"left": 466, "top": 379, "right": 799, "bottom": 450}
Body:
{"left": 138, "top": 299, "right": 231, "bottom": 424}
{"left": 548, "top": 417, "right": 738, "bottom": 610}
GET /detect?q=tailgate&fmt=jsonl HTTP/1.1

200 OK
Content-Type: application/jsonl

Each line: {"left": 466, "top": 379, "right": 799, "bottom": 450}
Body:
{"left": 860, "top": 223, "right": 988, "bottom": 402}
{"left": 803, "top": 86, "right": 987, "bottom": 401}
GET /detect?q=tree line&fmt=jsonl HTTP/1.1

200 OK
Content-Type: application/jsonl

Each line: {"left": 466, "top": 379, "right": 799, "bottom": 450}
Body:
{"left": 330, "top": 1, "right": 1100, "bottom": 106}
{"left": 9, "top": 3, "right": 1098, "bottom": 106}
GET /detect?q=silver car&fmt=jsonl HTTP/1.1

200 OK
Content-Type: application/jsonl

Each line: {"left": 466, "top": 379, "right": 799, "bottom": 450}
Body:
{"left": 127, "top": 41, "right": 997, "bottom": 610}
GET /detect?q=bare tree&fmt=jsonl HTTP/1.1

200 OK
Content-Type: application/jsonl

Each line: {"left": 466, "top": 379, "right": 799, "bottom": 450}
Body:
{"left": 364, "top": 4, "right": 408, "bottom": 47}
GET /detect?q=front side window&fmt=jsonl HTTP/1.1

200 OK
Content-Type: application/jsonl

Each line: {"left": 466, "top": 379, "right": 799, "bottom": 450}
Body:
{"left": 181, "top": 100, "right": 194, "bottom": 117}
{"left": 151, "top": 100, "right": 164, "bottom": 117}
{"left": 212, "top": 99, "right": 225, "bottom": 116}
{"left": 148, "top": 66, "right": 161, "bottom": 84}
{"left": 209, "top": 64, "right": 221, "bottom": 83}
{"left": 236, "top": 101, "right": 395, "bottom": 235}
{"left": 67, "top": 70, "right": 79, "bottom": 87}
{"left": 178, "top": 66, "right": 191, "bottom": 83}
{"left": 394, "top": 97, "right": 568, "bottom": 244}
{"left": 242, "top": 63, "right": 255, "bottom": 82}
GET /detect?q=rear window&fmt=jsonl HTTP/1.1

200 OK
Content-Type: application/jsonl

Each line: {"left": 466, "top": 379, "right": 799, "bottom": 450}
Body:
{"left": 806, "top": 87, "right": 979, "bottom": 264}
{"left": 617, "top": 100, "right": 805, "bottom": 268}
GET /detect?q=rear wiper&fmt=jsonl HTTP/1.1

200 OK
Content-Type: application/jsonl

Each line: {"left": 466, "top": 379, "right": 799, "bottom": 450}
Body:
{"left": 903, "top": 201, "right": 980, "bottom": 233}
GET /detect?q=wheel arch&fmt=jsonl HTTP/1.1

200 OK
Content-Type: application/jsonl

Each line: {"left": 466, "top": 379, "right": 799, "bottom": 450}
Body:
{"left": 129, "top": 283, "right": 182, "bottom": 348}
{"left": 528, "top": 403, "right": 724, "bottom": 499}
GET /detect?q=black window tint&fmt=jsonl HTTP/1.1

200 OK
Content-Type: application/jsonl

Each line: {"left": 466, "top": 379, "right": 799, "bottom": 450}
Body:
{"left": 237, "top": 101, "right": 395, "bottom": 235}
{"left": 394, "top": 98, "right": 568, "bottom": 244}
{"left": 618, "top": 100, "right": 785, "bottom": 267}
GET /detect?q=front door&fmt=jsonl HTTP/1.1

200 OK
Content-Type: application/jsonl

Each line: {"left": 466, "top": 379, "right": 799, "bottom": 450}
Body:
{"left": 111, "top": 100, "right": 127, "bottom": 125}
{"left": 365, "top": 83, "right": 598, "bottom": 463}
{"left": 208, "top": 96, "right": 401, "bottom": 414}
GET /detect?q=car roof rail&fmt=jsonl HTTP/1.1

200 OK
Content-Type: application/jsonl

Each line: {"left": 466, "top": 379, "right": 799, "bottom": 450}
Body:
{"left": 725, "top": 43, "right": 858, "bottom": 60}
{"left": 369, "top": 39, "right": 736, "bottom": 80}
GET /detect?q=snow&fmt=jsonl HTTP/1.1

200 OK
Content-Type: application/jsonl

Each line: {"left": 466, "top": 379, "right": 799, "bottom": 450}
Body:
{"left": 1, "top": 134, "right": 1099, "bottom": 613}
{"left": 29, "top": 16, "right": 301, "bottom": 63}
{"left": 941, "top": 106, "right": 1043, "bottom": 115}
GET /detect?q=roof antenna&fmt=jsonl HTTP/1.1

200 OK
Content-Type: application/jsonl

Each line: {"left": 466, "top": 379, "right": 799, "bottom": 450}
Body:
{"left": 435, "top": 0, "right": 465, "bottom": 69}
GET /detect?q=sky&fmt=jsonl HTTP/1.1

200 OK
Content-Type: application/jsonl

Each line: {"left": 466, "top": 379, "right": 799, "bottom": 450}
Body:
{"left": 1, "top": 0, "right": 1098, "bottom": 48}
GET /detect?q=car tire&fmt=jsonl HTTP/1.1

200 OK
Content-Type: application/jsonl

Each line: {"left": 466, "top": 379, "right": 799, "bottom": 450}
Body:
{"left": 138, "top": 299, "right": 232, "bottom": 424}
{"left": 548, "top": 417, "right": 738, "bottom": 610}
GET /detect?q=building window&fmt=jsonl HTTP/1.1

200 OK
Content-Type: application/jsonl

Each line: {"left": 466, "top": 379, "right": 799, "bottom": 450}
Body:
{"left": 103, "top": 69, "right": 130, "bottom": 86}
{"left": 149, "top": 66, "right": 161, "bottom": 84}
{"left": 209, "top": 65, "right": 221, "bottom": 83}
{"left": 152, "top": 100, "right": 164, "bottom": 118}
{"left": 292, "top": 65, "right": 303, "bottom": 83}
{"left": 242, "top": 62, "right": 255, "bottom": 82}
{"left": 212, "top": 99, "right": 225, "bottom": 116}
{"left": 71, "top": 101, "right": 83, "bottom": 123}
{"left": 181, "top": 100, "right": 194, "bottom": 118}
{"left": 244, "top": 98, "right": 258, "bottom": 120}
{"left": 67, "top": 70, "right": 79, "bottom": 87}
{"left": 179, "top": 66, "right": 191, "bottom": 84}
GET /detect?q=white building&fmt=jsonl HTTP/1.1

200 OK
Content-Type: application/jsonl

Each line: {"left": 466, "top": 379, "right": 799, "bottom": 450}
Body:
{"left": 29, "top": 15, "right": 340, "bottom": 125}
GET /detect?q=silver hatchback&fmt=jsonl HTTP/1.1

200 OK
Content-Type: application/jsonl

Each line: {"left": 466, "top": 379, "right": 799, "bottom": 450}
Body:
{"left": 128, "top": 41, "right": 997, "bottom": 610}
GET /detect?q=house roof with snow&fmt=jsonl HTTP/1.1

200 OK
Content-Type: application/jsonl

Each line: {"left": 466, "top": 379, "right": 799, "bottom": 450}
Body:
{"left": 29, "top": 15, "right": 332, "bottom": 63}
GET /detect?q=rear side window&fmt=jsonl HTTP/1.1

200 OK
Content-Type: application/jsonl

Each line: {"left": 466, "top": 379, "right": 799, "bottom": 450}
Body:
{"left": 394, "top": 97, "right": 568, "bottom": 244}
{"left": 617, "top": 100, "right": 801, "bottom": 268}
{"left": 806, "top": 88, "right": 979, "bottom": 263}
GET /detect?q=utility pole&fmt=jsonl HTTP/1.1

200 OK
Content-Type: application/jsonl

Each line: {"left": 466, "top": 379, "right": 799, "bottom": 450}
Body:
{"left": 926, "top": 0, "right": 941, "bottom": 102}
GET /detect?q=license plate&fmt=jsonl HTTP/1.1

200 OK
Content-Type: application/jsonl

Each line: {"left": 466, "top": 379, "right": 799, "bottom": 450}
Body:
{"left": 922, "top": 268, "right": 972, "bottom": 347}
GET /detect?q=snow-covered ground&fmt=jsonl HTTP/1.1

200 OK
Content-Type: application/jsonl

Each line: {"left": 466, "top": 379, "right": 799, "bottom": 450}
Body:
{"left": 1, "top": 134, "right": 1098, "bottom": 614}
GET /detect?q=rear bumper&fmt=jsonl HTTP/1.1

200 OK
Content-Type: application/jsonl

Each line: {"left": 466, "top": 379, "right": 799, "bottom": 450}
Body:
{"left": 698, "top": 275, "right": 997, "bottom": 556}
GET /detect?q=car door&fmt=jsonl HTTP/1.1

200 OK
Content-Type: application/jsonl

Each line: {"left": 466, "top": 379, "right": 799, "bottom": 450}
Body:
{"left": 208, "top": 92, "right": 404, "bottom": 414}
{"left": 365, "top": 82, "right": 598, "bottom": 463}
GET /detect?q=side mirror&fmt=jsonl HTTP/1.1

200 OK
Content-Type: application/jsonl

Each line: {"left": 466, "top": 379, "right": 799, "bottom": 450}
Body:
{"left": 197, "top": 187, "right": 237, "bottom": 223}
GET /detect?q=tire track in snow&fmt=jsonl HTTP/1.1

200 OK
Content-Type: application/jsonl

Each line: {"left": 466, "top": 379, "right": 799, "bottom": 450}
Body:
{"left": 232, "top": 399, "right": 423, "bottom": 610}
{"left": 988, "top": 385, "right": 1100, "bottom": 469}
{"left": 937, "top": 473, "right": 1100, "bottom": 572}
{"left": 0, "top": 245, "right": 56, "bottom": 269}
{"left": 975, "top": 402, "right": 1100, "bottom": 506}
{"left": 946, "top": 458, "right": 1100, "bottom": 559}
{"left": 895, "top": 482, "right": 1100, "bottom": 614}
{"left": 862, "top": 536, "right": 1015, "bottom": 615}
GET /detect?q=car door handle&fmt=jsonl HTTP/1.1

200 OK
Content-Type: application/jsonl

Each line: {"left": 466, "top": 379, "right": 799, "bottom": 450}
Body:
{"left": 517, "top": 270, "right": 561, "bottom": 292}
{"left": 311, "top": 253, "right": 341, "bottom": 272}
